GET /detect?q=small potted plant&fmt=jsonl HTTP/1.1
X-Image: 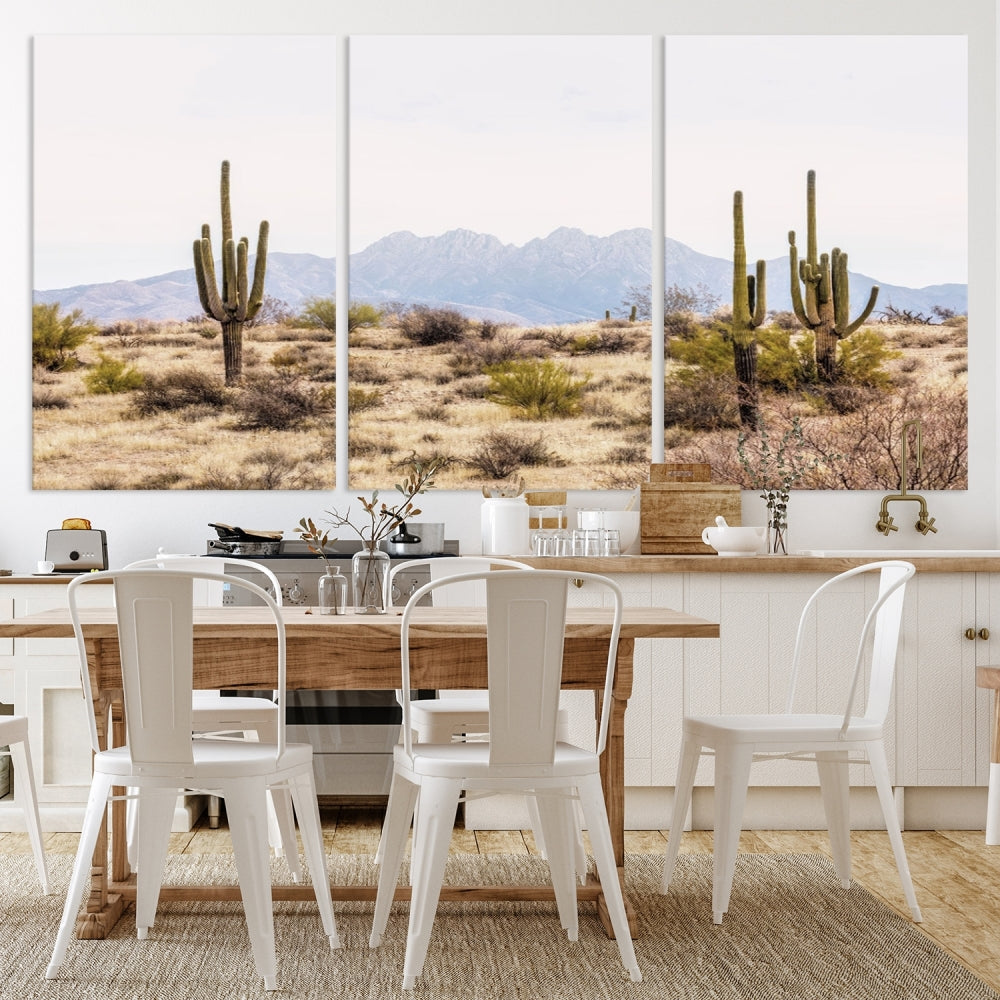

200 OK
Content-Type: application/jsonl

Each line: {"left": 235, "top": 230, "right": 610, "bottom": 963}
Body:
{"left": 295, "top": 518, "right": 346, "bottom": 614}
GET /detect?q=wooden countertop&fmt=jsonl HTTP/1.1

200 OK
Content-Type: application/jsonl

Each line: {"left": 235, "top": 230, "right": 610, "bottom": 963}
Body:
{"left": 2, "top": 553, "right": 1000, "bottom": 583}
{"left": 515, "top": 553, "right": 1000, "bottom": 573}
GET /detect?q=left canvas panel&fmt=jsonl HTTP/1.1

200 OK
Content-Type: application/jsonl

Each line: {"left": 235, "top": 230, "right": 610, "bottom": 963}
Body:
{"left": 32, "top": 36, "right": 337, "bottom": 490}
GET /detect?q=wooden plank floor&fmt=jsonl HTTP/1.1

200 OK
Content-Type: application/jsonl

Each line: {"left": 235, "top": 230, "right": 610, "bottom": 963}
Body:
{"left": 5, "top": 810, "right": 1000, "bottom": 992}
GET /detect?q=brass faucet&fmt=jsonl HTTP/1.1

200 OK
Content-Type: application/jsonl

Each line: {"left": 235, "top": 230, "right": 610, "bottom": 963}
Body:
{"left": 875, "top": 419, "right": 937, "bottom": 536}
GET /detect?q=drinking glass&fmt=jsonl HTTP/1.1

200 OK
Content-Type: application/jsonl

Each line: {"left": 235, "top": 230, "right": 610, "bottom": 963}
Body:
{"left": 601, "top": 529, "right": 621, "bottom": 557}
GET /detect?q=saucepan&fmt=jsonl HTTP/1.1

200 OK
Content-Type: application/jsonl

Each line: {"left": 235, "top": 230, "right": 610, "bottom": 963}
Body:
{"left": 208, "top": 523, "right": 283, "bottom": 557}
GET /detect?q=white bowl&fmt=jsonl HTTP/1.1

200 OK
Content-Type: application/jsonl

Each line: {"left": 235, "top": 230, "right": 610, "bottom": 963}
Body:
{"left": 577, "top": 510, "right": 641, "bottom": 554}
{"left": 702, "top": 525, "right": 766, "bottom": 557}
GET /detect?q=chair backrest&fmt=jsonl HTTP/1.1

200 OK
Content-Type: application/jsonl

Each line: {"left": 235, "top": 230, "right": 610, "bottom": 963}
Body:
{"left": 388, "top": 556, "right": 531, "bottom": 607}
{"left": 68, "top": 568, "right": 286, "bottom": 762}
{"left": 124, "top": 554, "right": 283, "bottom": 606}
{"left": 399, "top": 570, "right": 622, "bottom": 766}
{"left": 784, "top": 560, "right": 915, "bottom": 734}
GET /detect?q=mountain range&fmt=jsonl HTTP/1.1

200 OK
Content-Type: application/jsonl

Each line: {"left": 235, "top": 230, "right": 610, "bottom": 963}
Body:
{"left": 33, "top": 227, "right": 967, "bottom": 327}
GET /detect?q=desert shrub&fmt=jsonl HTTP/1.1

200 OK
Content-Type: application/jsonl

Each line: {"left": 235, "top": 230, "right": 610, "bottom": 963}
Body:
{"left": 32, "top": 302, "right": 98, "bottom": 371}
{"left": 666, "top": 326, "right": 732, "bottom": 374}
{"left": 32, "top": 388, "right": 70, "bottom": 409}
{"left": 605, "top": 443, "right": 647, "bottom": 464}
{"left": 468, "top": 429, "right": 560, "bottom": 479}
{"left": 348, "top": 387, "right": 383, "bottom": 412}
{"left": 448, "top": 330, "right": 526, "bottom": 375}
{"left": 663, "top": 369, "right": 740, "bottom": 431}
{"left": 131, "top": 369, "right": 229, "bottom": 415}
{"left": 770, "top": 311, "right": 800, "bottom": 331}
{"left": 83, "top": 352, "right": 144, "bottom": 394}
{"left": 535, "top": 327, "right": 572, "bottom": 351}
{"left": 99, "top": 320, "right": 144, "bottom": 348}
{"left": 270, "top": 344, "right": 315, "bottom": 370}
{"left": 399, "top": 306, "right": 468, "bottom": 346}
{"left": 836, "top": 329, "right": 900, "bottom": 388}
{"left": 486, "top": 359, "right": 590, "bottom": 420}
{"left": 231, "top": 374, "right": 331, "bottom": 431}
{"left": 350, "top": 358, "right": 391, "bottom": 384}
{"left": 756, "top": 327, "right": 815, "bottom": 391}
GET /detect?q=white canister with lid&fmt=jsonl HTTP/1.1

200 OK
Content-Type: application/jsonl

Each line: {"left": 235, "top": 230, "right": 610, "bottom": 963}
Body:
{"left": 481, "top": 497, "right": 530, "bottom": 556}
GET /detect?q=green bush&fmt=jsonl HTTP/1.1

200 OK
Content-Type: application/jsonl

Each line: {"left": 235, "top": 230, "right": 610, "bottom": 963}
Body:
{"left": 837, "top": 329, "right": 900, "bottom": 388}
{"left": 666, "top": 325, "right": 732, "bottom": 375}
{"left": 485, "top": 359, "right": 589, "bottom": 420}
{"left": 32, "top": 302, "right": 98, "bottom": 371}
{"left": 83, "top": 352, "right": 144, "bottom": 394}
{"left": 756, "top": 327, "right": 815, "bottom": 391}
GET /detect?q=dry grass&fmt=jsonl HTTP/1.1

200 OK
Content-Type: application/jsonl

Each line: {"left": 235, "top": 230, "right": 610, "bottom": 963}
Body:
{"left": 31, "top": 316, "right": 964, "bottom": 492}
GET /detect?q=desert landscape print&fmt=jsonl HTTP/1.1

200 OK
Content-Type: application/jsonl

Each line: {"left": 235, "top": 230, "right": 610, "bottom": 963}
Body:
{"left": 31, "top": 35, "right": 967, "bottom": 492}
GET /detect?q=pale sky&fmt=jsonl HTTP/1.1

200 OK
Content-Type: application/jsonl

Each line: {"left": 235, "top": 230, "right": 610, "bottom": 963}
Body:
{"left": 665, "top": 35, "right": 968, "bottom": 288}
{"left": 34, "top": 34, "right": 967, "bottom": 293}
{"left": 33, "top": 35, "right": 337, "bottom": 289}
{"left": 349, "top": 35, "right": 653, "bottom": 254}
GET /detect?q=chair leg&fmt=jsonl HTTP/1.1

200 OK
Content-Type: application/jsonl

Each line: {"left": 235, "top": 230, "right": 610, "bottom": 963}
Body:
{"left": 661, "top": 733, "right": 700, "bottom": 893}
{"left": 370, "top": 771, "right": 419, "bottom": 947}
{"left": 867, "top": 741, "right": 922, "bottom": 922}
{"left": 9, "top": 739, "right": 50, "bottom": 894}
{"left": 577, "top": 774, "right": 642, "bottom": 983}
{"left": 249, "top": 720, "right": 302, "bottom": 879}
{"left": 401, "top": 776, "right": 462, "bottom": 990}
{"left": 134, "top": 788, "right": 177, "bottom": 938}
{"left": 533, "top": 791, "right": 579, "bottom": 941}
{"left": 286, "top": 770, "right": 339, "bottom": 949}
{"left": 224, "top": 777, "right": 279, "bottom": 991}
{"left": 816, "top": 750, "right": 852, "bottom": 887}
{"left": 47, "top": 773, "right": 114, "bottom": 979}
{"left": 710, "top": 744, "right": 754, "bottom": 924}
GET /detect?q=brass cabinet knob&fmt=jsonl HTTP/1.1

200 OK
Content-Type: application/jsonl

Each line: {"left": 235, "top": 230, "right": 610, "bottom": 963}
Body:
{"left": 981, "top": 628, "right": 992, "bottom": 641}
{"left": 964, "top": 627, "right": 991, "bottom": 640}
{"left": 966, "top": 628, "right": 978, "bottom": 640}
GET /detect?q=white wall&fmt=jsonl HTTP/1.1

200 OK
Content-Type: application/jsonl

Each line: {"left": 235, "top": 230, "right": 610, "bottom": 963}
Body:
{"left": 1, "top": 0, "right": 996, "bottom": 571}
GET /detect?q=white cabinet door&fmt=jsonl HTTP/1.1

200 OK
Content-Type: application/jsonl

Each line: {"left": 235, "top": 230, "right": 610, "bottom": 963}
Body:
{"left": 899, "top": 573, "right": 978, "bottom": 786}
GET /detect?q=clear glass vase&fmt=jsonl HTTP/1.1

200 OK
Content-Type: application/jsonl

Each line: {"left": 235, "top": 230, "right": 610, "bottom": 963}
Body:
{"left": 318, "top": 567, "right": 347, "bottom": 615}
{"left": 352, "top": 543, "right": 391, "bottom": 614}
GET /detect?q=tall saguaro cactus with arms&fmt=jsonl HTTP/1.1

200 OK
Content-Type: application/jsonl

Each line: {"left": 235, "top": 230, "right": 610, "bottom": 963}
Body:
{"left": 732, "top": 190, "right": 766, "bottom": 427}
{"left": 193, "top": 160, "right": 269, "bottom": 385}
{"left": 788, "top": 169, "right": 878, "bottom": 383}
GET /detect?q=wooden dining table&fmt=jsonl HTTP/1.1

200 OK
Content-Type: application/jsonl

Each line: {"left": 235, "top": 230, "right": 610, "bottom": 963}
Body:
{"left": 0, "top": 602, "right": 718, "bottom": 939}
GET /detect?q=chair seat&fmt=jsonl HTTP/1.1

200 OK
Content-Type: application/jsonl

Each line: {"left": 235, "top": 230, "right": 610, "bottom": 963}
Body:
{"left": 192, "top": 693, "right": 278, "bottom": 730}
{"left": 94, "top": 740, "right": 314, "bottom": 780}
{"left": 397, "top": 739, "right": 600, "bottom": 780}
{"left": 685, "top": 713, "right": 885, "bottom": 745}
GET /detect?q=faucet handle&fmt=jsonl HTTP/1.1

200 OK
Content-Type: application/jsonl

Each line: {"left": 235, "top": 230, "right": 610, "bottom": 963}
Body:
{"left": 875, "top": 515, "right": 898, "bottom": 536}
{"left": 915, "top": 516, "right": 938, "bottom": 536}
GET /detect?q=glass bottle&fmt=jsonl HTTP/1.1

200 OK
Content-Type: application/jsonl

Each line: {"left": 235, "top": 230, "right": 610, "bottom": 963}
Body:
{"left": 352, "top": 542, "right": 391, "bottom": 614}
{"left": 318, "top": 566, "right": 347, "bottom": 615}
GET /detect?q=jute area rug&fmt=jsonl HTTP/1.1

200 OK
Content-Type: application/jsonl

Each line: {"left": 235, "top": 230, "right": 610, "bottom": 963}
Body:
{"left": 2, "top": 852, "right": 996, "bottom": 1000}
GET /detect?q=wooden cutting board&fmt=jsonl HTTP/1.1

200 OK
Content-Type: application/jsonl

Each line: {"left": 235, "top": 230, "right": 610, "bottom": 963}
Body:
{"left": 640, "top": 483, "right": 742, "bottom": 554}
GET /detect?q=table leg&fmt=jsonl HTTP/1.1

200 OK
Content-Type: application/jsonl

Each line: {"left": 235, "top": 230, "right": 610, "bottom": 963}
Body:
{"left": 76, "top": 693, "right": 125, "bottom": 939}
{"left": 988, "top": 689, "right": 1000, "bottom": 846}
{"left": 596, "top": 637, "right": 636, "bottom": 938}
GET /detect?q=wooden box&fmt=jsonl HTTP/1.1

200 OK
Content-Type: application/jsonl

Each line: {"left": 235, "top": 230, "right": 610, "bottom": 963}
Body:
{"left": 640, "top": 483, "right": 742, "bottom": 554}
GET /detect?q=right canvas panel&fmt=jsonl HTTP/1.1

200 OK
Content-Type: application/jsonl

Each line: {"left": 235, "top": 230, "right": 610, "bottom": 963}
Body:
{"left": 663, "top": 35, "right": 968, "bottom": 492}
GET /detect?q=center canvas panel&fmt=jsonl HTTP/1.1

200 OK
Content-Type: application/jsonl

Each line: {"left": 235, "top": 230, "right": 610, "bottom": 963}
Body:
{"left": 347, "top": 35, "right": 654, "bottom": 491}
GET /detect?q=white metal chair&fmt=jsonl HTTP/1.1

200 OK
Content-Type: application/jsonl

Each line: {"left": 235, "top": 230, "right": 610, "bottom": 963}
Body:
{"left": 384, "top": 557, "right": 583, "bottom": 874}
{"left": 661, "top": 560, "right": 921, "bottom": 925}
{"left": 125, "top": 555, "right": 297, "bottom": 872}
{"left": 47, "top": 568, "right": 339, "bottom": 991}
{"left": 0, "top": 715, "right": 50, "bottom": 894}
{"left": 370, "top": 569, "right": 641, "bottom": 989}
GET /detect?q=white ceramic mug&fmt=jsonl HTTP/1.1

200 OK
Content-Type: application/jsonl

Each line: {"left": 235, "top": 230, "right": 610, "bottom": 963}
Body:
{"left": 36, "top": 560, "right": 55, "bottom": 574}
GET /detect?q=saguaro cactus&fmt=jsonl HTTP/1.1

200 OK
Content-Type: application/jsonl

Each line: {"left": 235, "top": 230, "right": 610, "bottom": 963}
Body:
{"left": 788, "top": 169, "right": 878, "bottom": 383}
{"left": 732, "top": 190, "right": 766, "bottom": 426}
{"left": 193, "top": 160, "right": 269, "bottom": 385}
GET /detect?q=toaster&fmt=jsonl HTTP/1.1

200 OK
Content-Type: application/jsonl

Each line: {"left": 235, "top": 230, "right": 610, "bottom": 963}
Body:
{"left": 44, "top": 529, "right": 108, "bottom": 572}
